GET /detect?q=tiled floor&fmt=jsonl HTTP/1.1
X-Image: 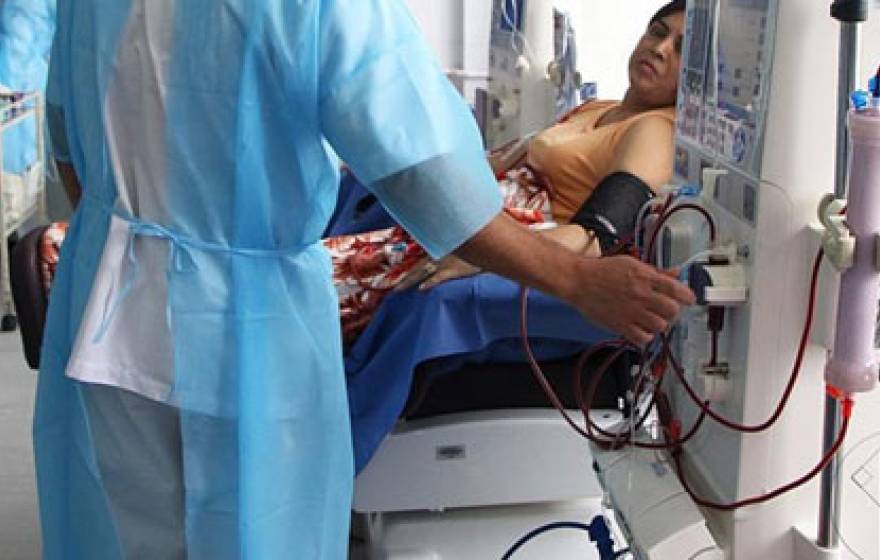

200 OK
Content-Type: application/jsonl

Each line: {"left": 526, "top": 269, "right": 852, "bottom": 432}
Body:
{"left": 0, "top": 332, "right": 41, "bottom": 560}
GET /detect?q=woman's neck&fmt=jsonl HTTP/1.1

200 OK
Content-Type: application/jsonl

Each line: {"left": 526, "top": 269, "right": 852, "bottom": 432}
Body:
{"left": 620, "top": 88, "right": 655, "bottom": 114}
{"left": 595, "top": 90, "right": 650, "bottom": 127}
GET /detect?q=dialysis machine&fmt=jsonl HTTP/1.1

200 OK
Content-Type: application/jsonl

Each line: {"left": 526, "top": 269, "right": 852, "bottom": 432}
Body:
{"left": 481, "top": 0, "right": 581, "bottom": 149}
{"left": 594, "top": 1, "right": 880, "bottom": 559}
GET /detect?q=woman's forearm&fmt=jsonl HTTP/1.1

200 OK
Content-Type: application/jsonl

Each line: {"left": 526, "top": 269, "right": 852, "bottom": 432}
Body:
{"left": 538, "top": 224, "right": 601, "bottom": 257}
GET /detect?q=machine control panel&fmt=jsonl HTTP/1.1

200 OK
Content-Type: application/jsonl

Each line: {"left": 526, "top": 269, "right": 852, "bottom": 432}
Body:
{"left": 677, "top": 0, "right": 777, "bottom": 181}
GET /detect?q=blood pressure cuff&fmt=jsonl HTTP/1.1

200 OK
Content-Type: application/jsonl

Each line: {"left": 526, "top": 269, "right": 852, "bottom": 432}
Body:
{"left": 570, "top": 171, "right": 655, "bottom": 253}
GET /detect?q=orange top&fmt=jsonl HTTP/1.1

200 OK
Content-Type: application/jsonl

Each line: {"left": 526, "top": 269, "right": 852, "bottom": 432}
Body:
{"left": 527, "top": 100, "right": 675, "bottom": 223}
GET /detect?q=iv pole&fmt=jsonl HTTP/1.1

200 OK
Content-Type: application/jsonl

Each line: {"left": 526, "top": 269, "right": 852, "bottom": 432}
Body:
{"left": 817, "top": 0, "right": 869, "bottom": 550}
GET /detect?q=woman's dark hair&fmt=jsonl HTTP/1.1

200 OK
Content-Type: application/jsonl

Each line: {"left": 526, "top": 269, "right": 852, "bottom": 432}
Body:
{"left": 650, "top": 0, "right": 687, "bottom": 24}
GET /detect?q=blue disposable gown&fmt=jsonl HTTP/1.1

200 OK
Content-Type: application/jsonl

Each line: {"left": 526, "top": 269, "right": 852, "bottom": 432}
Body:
{"left": 37, "top": 1, "right": 502, "bottom": 558}
{"left": 0, "top": 0, "right": 54, "bottom": 174}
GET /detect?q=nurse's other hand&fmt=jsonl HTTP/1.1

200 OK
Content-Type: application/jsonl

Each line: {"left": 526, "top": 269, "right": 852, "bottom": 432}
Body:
{"left": 394, "top": 257, "right": 433, "bottom": 292}
{"left": 395, "top": 255, "right": 481, "bottom": 292}
{"left": 418, "top": 255, "right": 481, "bottom": 290}
{"left": 572, "top": 256, "right": 694, "bottom": 346}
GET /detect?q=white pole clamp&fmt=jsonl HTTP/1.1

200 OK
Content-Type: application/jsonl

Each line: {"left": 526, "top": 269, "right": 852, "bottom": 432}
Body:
{"left": 818, "top": 193, "right": 854, "bottom": 272}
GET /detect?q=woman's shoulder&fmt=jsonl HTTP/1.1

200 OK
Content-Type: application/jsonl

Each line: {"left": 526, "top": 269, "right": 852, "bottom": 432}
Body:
{"left": 615, "top": 111, "right": 675, "bottom": 155}
{"left": 635, "top": 105, "right": 676, "bottom": 124}
{"left": 611, "top": 108, "right": 676, "bottom": 190}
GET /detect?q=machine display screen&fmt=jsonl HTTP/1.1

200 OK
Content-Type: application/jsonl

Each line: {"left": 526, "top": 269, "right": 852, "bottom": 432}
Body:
{"left": 677, "top": 0, "right": 776, "bottom": 178}
{"left": 717, "top": 0, "right": 770, "bottom": 119}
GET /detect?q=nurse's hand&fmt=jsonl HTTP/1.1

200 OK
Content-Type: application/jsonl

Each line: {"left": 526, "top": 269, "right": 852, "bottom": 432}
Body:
{"left": 420, "top": 255, "right": 481, "bottom": 290}
{"left": 397, "top": 255, "right": 481, "bottom": 291}
{"left": 569, "top": 256, "right": 694, "bottom": 346}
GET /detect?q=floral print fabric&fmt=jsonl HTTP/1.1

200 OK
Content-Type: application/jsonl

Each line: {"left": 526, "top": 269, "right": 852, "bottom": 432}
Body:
{"left": 326, "top": 167, "right": 553, "bottom": 343}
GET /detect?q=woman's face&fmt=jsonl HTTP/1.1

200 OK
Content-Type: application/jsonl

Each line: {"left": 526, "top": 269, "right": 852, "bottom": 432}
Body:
{"left": 627, "top": 11, "right": 685, "bottom": 108}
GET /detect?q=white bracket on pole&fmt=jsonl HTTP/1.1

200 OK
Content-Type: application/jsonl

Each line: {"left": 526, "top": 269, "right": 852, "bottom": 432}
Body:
{"left": 818, "top": 193, "right": 855, "bottom": 271}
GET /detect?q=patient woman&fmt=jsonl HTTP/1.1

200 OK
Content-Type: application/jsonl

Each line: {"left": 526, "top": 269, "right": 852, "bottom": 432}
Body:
{"left": 328, "top": 0, "right": 686, "bottom": 342}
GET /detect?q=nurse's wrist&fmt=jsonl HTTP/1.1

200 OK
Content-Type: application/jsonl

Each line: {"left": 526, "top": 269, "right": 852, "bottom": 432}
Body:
{"left": 542, "top": 250, "right": 590, "bottom": 305}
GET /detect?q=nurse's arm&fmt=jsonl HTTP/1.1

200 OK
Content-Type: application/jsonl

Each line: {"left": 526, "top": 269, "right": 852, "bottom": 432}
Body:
{"left": 453, "top": 211, "right": 694, "bottom": 346}
{"left": 56, "top": 161, "right": 81, "bottom": 208}
{"left": 47, "top": 102, "right": 80, "bottom": 207}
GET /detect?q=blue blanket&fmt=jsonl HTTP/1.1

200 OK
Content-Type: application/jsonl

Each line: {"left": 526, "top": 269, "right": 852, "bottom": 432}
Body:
{"left": 345, "top": 274, "right": 611, "bottom": 472}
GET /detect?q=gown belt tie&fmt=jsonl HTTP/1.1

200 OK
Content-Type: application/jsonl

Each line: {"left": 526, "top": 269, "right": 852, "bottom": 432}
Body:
{"left": 88, "top": 198, "right": 314, "bottom": 343}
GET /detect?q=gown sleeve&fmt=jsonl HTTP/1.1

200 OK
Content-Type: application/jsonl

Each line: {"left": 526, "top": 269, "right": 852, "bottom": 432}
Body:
{"left": 317, "top": 0, "right": 502, "bottom": 258}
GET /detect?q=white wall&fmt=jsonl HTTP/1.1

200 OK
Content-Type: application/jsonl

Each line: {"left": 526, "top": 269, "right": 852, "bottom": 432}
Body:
{"left": 565, "top": 1, "right": 660, "bottom": 99}
{"left": 403, "top": 0, "right": 662, "bottom": 101}
{"left": 404, "top": 0, "right": 465, "bottom": 71}
{"left": 404, "top": 0, "right": 490, "bottom": 102}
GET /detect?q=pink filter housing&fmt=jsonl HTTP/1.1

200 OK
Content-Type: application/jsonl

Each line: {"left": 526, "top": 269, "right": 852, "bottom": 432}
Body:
{"left": 826, "top": 109, "right": 880, "bottom": 393}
